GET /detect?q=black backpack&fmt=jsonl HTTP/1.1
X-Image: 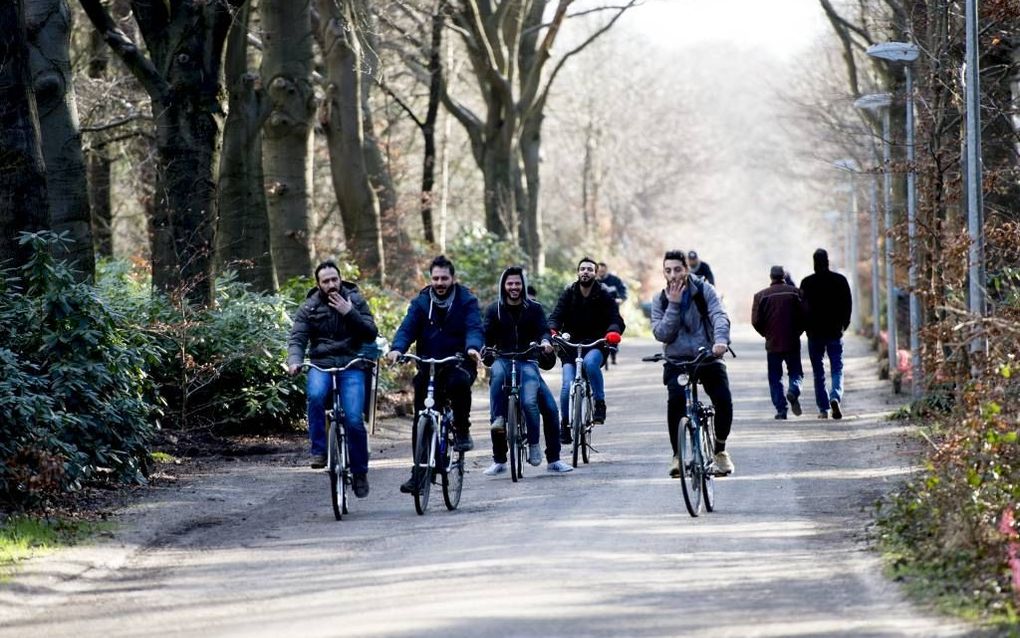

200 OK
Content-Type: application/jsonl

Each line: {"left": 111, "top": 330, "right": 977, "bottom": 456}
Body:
{"left": 657, "top": 277, "right": 713, "bottom": 343}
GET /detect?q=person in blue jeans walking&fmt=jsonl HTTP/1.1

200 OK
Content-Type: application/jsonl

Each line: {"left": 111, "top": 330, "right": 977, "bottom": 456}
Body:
{"left": 799, "top": 249, "right": 852, "bottom": 419}
{"left": 288, "top": 261, "right": 378, "bottom": 498}
{"left": 752, "top": 265, "right": 805, "bottom": 419}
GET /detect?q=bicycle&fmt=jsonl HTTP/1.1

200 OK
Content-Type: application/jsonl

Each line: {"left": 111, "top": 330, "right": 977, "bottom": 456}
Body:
{"left": 395, "top": 353, "right": 465, "bottom": 515}
{"left": 552, "top": 333, "right": 619, "bottom": 468}
{"left": 642, "top": 346, "right": 734, "bottom": 517}
{"left": 482, "top": 343, "right": 543, "bottom": 482}
{"left": 302, "top": 358, "right": 375, "bottom": 521}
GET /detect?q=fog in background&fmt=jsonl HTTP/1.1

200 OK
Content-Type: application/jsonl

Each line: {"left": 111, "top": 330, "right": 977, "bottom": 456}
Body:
{"left": 544, "top": 0, "right": 849, "bottom": 321}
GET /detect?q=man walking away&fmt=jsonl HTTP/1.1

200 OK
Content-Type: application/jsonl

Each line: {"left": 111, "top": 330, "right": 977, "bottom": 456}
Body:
{"left": 751, "top": 266, "right": 805, "bottom": 419}
{"left": 687, "top": 250, "right": 715, "bottom": 286}
{"left": 799, "top": 249, "right": 852, "bottom": 419}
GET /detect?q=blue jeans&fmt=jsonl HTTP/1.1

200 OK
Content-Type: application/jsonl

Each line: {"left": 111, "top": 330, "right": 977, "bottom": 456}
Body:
{"left": 307, "top": 367, "right": 368, "bottom": 473}
{"left": 489, "top": 359, "right": 541, "bottom": 446}
{"left": 767, "top": 350, "right": 804, "bottom": 415}
{"left": 807, "top": 337, "right": 844, "bottom": 413}
{"left": 538, "top": 377, "right": 561, "bottom": 462}
{"left": 560, "top": 349, "right": 604, "bottom": 420}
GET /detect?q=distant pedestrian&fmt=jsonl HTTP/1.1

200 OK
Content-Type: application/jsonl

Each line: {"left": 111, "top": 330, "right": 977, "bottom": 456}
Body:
{"left": 687, "top": 250, "right": 715, "bottom": 286}
{"left": 751, "top": 266, "right": 805, "bottom": 419}
{"left": 597, "top": 262, "right": 627, "bottom": 365}
{"left": 799, "top": 249, "right": 852, "bottom": 419}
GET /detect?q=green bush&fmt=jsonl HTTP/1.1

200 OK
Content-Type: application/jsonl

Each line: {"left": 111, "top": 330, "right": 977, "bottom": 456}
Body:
{"left": 0, "top": 233, "right": 155, "bottom": 507}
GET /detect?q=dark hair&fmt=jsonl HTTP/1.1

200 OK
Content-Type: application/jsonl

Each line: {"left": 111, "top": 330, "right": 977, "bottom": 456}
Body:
{"left": 526, "top": 285, "right": 538, "bottom": 297}
{"left": 429, "top": 254, "right": 455, "bottom": 276}
{"left": 314, "top": 260, "right": 341, "bottom": 283}
{"left": 597, "top": 262, "right": 608, "bottom": 269}
{"left": 663, "top": 250, "right": 687, "bottom": 267}
{"left": 577, "top": 256, "right": 598, "bottom": 271}
{"left": 503, "top": 265, "right": 525, "bottom": 282}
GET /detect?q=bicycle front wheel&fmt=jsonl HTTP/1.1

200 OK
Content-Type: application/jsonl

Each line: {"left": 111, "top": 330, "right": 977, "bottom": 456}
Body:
{"left": 414, "top": 416, "right": 435, "bottom": 515}
{"left": 679, "top": 420, "right": 703, "bottom": 517}
{"left": 328, "top": 422, "right": 346, "bottom": 521}
{"left": 581, "top": 395, "right": 592, "bottom": 464}
{"left": 442, "top": 446, "right": 464, "bottom": 510}
{"left": 701, "top": 414, "right": 716, "bottom": 512}
{"left": 570, "top": 386, "right": 583, "bottom": 468}
{"left": 508, "top": 396, "right": 522, "bottom": 482}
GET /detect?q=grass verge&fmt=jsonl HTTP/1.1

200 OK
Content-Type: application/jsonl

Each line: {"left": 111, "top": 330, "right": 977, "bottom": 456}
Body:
{"left": 0, "top": 515, "right": 113, "bottom": 579}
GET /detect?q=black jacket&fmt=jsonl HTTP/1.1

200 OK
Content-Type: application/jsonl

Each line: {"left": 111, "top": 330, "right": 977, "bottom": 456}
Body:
{"left": 287, "top": 282, "right": 378, "bottom": 368}
{"left": 799, "top": 252, "right": 852, "bottom": 340}
{"left": 484, "top": 268, "right": 551, "bottom": 360}
{"left": 691, "top": 261, "right": 715, "bottom": 285}
{"left": 549, "top": 281, "right": 625, "bottom": 363}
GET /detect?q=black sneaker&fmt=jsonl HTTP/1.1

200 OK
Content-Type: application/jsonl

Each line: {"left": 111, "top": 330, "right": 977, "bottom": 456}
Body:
{"left": 559, "top": 420, "right": 572, "bottom": 444}
{"left": 454, "top": 431, "right": 474, "bottom": 452}
{"left": 353, "top": 473, "right": 369, "bottom": 498}
{"left": 310, "top": 453, "right": 327, "bottom": 469}
{"left": 774, "top": 413, "right": 787, "bottom": 420}
{"left": 399, "top": 468, "right": 424, "bottom": 494}
{"left": 593, "top": 400, "right": 607, "bottom": 424}
{"left": 830, "top": 399, "right": 843, "bottom": 420}
{"left": 786, "top": 391, "right": 802, "bottom": 416}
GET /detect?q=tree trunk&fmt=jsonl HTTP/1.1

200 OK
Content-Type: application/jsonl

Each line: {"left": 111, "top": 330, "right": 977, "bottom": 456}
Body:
{"left": 317, "top": 0, "right": 385, "bottom": 283}
{"left": 0, "top": 0, "right": 49, "bottom": 268}
{"left": 482, "top": 95, "right": 516, "bottom": 239}
{"left": 261, "top": 0, "right": 315, "bottom": 284}
{"left": 216, "top": 0, "right": 276, "bottom": 292}
{"left": 519, "top": 114, "right": 544, "bottom": 272}
{"left": 86, "top": 148, "right": 112, "bottom": 257}
{"left": 25, "top": 0, "right": 93, "bottom": 280}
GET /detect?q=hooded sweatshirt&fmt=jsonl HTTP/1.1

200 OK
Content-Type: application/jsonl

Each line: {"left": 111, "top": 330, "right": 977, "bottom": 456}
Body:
{"left": 483, "top": 268, "right": 551, "bottom": 359}
{"left": 798, "top": 249, "right": 852, "bottom": 340}
{"left": 287, "top": 281, "right": 378, "bottom": 368}
{"left": 651, "top": 275, "right": 730, "bottom": 362}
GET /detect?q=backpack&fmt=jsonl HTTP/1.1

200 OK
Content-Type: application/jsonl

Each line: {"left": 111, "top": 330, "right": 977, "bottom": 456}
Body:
{"left": 658, "top": 277, "right": 713, "bottom": 343}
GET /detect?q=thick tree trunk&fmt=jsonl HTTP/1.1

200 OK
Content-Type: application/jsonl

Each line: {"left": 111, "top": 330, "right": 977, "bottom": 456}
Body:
{"left": 482, "top": 99, "right": 516, "bottom": 239}
{"left": 519, "top": 114, "right": 544, "bottom": 272}
{"left": 217, "top": 0, "right": 276, "bottom": 292}
{"left": 86, "top": 148, "right": 112, "bottom": 256}
{"left": 0, "top": 0, "right": 49, "bottom": 268}
{"left": 25, "top": 0, "right": 93, "bottom": 280}
{"left": 261, "top": 0, "right": 315, "bottom": 284}
{"left": 317, "top": 0, "right": 385, "bottom": 283}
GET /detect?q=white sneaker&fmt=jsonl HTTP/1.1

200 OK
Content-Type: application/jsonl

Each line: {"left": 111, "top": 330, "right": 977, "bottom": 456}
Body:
{"left": 547, "top": 460, "right": 573, "bottom": 473}
{"left": 483, "top": 462, "right": 507, "bottom": 476}
{"left": 528, "top": 444, "right": 542, "bottom": 466}
{"left": 713, "top": 451, "right": 734, "bottom": 476}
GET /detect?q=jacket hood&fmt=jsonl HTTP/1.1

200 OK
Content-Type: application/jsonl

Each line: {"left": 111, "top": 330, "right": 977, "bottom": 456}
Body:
{"left": 497, "top": 267, "right": 530, "bottom": 320}
{"left": 306, "top": 280, "right": 360, "bottom": 300}
{"left": 813, "top": 249, "right": 830, "bottom": 274}
{"left": 416, "top": 282, "right": 471, "bottom": 322}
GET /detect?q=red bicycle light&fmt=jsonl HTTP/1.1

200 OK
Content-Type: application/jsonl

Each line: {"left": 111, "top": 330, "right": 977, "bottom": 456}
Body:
{"left": 606, "top": 331, "right": 622, "bottom": 345}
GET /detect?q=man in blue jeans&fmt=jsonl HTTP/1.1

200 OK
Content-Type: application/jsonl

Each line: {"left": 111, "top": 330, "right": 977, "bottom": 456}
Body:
{"left": 799, "top": 249, "right": 852, "bottom": 419}
{"left": 752, "top": 265, "right": 805, "bottom": 419}
{"left": 288, "top": 261, "right": 378, "bottom": 497}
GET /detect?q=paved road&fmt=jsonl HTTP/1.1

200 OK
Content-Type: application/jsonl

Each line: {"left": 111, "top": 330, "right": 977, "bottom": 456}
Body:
{"left": 0, "top": 327, "right": 969, "bottom": 637}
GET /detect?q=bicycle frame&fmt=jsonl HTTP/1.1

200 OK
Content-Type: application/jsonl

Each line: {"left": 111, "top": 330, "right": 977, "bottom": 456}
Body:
{"left": 483, "top": 344, "right": 543, "bottom": 480}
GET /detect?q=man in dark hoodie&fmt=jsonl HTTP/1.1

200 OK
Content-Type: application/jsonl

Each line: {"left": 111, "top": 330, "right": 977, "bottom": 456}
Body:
{"left": 288, "top": 261, "right": 379, "bottom": 498}
{"left": 549, "top": 257, "right": 626, "bottom": 440}
{"left": 751, "top": 265, "right": 805, "bottom": 420}
{"left": 799, "top": 248, "right": 852, "bottom": 419}
{"left": 482, "top": 266, "right": 574, "bottom": 475}
{"left": 387, "top": 255, "right": 484, "bottom": 493}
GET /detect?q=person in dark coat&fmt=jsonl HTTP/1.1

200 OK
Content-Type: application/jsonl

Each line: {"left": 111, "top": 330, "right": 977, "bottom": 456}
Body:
{"left": 799, "top": 248, "right": 852, "bottom": 419}
{"left": 687, "top": 250, "right": 715, "bottom": 285}
{"left": 549, "top": 257, "right": 625, "bottom": 437}
{"left": 597, "top": 262, "right": 627, "bottom": 365}
{"left": 387, "top": 255, "right": 484, "bottom": 493}
{"left": 287, "top": 261, "right": 379, "bottom": 497}
{"left": 751, "top": 265, "right": 805, "bottom": 419}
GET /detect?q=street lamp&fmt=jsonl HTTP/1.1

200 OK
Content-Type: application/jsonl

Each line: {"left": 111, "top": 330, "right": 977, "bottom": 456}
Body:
{"left": 867, "top": 41, "right": 922, "bottom": 398}
{"left": 834, "top": 158, "right": 861, "bottom": 334}
{"left": 854, "top": 93, "right": 897, "bottom": 377}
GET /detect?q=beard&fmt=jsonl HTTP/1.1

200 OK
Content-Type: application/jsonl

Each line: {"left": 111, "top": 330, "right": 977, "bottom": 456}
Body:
{"left": 578, "top": 276, "right": 595, "bottom": 289}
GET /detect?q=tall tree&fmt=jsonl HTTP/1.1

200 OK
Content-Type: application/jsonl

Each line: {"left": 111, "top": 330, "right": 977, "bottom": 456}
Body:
{"left": 216, "top": 0, "right": 277, "bottom": 291}
{"left": 85, "top": 21, "right": 113, "bottom": 258}
{"left": 0, "top": 0, "right": 49, "bottom": 268}
{"left": 80, "top": 0, "right": 243, "bottom": 305}
{"left": 261, "top": 0, "right": 315, "bottom": 283}
{"left": 25, "top": 0, "right": 93, "bottom": 280}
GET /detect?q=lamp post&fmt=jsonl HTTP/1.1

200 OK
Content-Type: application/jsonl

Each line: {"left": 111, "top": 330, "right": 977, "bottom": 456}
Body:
{"left": 867, "top": 41, "right": 921, "bottom": 398}
{"left": 854, "top": 93, "right": 896, "bottom": 372}
{"left": 834, "top": 159, "right": 861, "bottom": 334}
{"left": 964, "top": 0, "right": 985, "bottom": 355}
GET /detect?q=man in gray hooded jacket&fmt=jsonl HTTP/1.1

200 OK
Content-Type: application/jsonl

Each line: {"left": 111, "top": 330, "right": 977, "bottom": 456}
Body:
{"left": 650, "top": 250, "right": 735, "bottom": 477}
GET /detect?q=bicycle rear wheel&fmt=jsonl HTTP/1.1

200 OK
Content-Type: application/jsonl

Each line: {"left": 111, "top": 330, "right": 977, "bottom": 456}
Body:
{"left": 570, "top": 386, "right": 583, "bottom": 468}
{"left": 679, "top": 420, "right": 703, "bottom": 517}
{"left": 328, "top": 422, "right": 346, "bottom": 521}
{"left": 413, "top": 416, "right": 434, "bottom": 515}
{"left": 442, "top": 445, "right": 464, "bottom": 510}
{"left": 701, "top": 414, "right": 716, "bottom": 512}
{"left": 581, "top": 394, "right": 592, "bottom": 464}
{"left": 508, "top": 396, "right": 522, "bottom": 482}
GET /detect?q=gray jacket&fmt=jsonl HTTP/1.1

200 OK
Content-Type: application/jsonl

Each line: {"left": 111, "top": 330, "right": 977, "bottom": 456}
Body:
{"left": 650, "top": 277, "right": 731, "bottom": 362}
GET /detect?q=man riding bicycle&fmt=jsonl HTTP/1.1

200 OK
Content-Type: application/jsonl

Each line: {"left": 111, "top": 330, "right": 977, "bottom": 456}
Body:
{"left": 287, "top": 260, "right": 378, "bottom": 498}
{"left": 482, "top": 266, "right": 573, "bottom": 475}
{"left": 651, "top": 250, "right": 734, "bottom": 477}
{"left": 549, "top": 256, "right": 626, "bottom": 442}
{"left": 386, "top": 255, "right": 483, "bottom": 494}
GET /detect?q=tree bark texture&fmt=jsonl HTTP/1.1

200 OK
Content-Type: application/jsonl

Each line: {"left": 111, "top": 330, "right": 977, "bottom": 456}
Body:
{"left": 84, "top": 5, "right": 114, "bottom": 258}
{"left": 261, "top": 0, "right": 315, "bottom": 284}
{"left": 25, "top": 0, "right": 93, "bottom": 280}
{"left": 217, "top": 0, "right": 276, "bottom": 292}
{"left": 80, "top": 0, "right": 239, "bottom": 305}
{"left": 0, "top": 0, "right": 49, "bottom": 269}
{"left": 316, "top": 0, "right": 385, "bottom": 284}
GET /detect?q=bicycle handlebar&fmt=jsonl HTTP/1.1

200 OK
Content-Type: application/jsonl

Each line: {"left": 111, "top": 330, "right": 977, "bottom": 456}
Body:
{"left": 552, "top": 335, "right": 607, "bottom": 350}
{"left": 301, "top": 358, "right": 376, "bottom": 373}
{"left": 482, "top": 343, "right": 545, "bottom": 361}
{"left": 641, "top": 346, "right": 736, "bottom": 365}
{"left": 396, "top": 353, "right": 464, "bottom": 366}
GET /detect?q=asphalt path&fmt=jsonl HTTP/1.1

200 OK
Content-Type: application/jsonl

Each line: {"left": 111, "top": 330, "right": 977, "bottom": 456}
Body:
{"left": 0, "top": 327, "right": 971, "bottom": 637}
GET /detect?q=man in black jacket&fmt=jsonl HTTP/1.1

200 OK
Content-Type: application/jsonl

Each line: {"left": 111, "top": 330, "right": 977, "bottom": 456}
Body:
{"left": 288, "top": 261, "right": 379, "bottom": 497}
{"left": 687, "top": 250, "right": 715, "bottom": 285}
{"left": 751, "top": 265, "right": 805, "bottom": 419}
{"left": 799, "top": 249, "right": 852, "bottom": 419}
{"left": 550, "top": 257, "right": 625, "bottom": 439}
